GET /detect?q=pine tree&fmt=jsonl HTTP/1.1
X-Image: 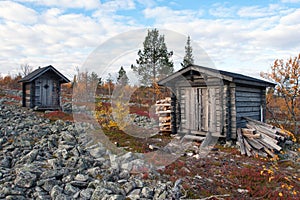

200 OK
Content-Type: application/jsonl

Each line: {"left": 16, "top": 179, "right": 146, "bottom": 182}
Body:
{"left": 131, "top": 29, "right": 174, "bottom": 86}
{"left": 181, "top": 36, "right": 194, "bottom": 68}
{"left": 117, "top": 66, "right": 129, "bottom": 85}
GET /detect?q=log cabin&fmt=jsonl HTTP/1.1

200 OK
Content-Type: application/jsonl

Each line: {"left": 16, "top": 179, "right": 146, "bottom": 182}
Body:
{"left": 157, "top": 64, "right": 275, "bottom": 140}
{"left": 19, "top": 65, "right": 70, "bottom": 110}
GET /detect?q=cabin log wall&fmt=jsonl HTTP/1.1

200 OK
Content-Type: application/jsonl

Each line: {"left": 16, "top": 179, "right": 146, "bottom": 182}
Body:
{"left": 235, "top": 85, "right": 264, "bottom": 129}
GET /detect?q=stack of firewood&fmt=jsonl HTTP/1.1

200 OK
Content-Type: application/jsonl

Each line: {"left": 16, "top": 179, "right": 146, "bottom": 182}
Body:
{"left": 156, "top": 97, "right": 172, "bottom": 132}
{"left": 237, "top": 117, "right": 292, "bottom": 158}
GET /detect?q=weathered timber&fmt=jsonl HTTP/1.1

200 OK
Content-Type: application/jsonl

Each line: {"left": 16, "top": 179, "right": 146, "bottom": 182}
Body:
{"left": 263, "top": 147, "right": 276, "bottom": 158}
{"left": 245, "top": 137, "right": 264, "bottom": 150}
{"left": 243, "top": 138, "right": 253, "bottom": 157}
{"left": 242, "top": 128, "right": 256, "bottom": 135}
{"left": 256, "top": 138, "right": 281, "bottom": 151}
{"left": 182, "top": 135, "right": 206, "bottom": 142}
{"left": 237, "top": 129, "right": 246, "bottom": 155}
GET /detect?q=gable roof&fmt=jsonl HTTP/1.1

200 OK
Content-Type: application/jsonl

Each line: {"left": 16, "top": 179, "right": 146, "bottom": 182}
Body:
{"left": 18, "top": 65, "right": 70, "bottom": 83}
{"left": 158, "top": 64, "right": 276, "bottom": 88}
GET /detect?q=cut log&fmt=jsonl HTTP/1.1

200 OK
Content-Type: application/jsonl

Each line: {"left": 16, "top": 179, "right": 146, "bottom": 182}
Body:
{"left": 182, "top": 135, "right": 206, "bottom": 142}
{"left": 244, "top": 117, "right": 285, "bottom": 141}
{"left": 242, "top": 133, "right": 261, "bottom": 139}
{"left": 237, "top": 129, "right": 246, "bottom": 155}
{"left": 245, "top": 137, "right": 264, "bottom": 150}
{"left": 256, "top": 138, "right": 281, "bottom": 151}
{"left": 243, "top": 117, "right": 275, "bottom": 129}
{"left": 243, "top": 138, "right": 252, "bottom": 157}
{"left": 242, "top": 128, "right": 256, "bottom": 135}
{"left": 263, "top": 147, "right": 276, "bottom": 158}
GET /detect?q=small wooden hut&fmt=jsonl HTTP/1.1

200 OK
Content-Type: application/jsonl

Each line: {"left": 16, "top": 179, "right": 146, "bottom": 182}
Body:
{"left": 158, "top": 64, "right": 275, "bottom": 140}
{"left": 19, "top": 65, "right": 70, "bottom": 110}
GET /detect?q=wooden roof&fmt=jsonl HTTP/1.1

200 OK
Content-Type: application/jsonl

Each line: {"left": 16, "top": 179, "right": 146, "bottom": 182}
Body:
{"left": 18, "top": 65, "right": 70, "bottom": 83}
{"left": 158, "top": 64, "right": 276, "bottom": 88}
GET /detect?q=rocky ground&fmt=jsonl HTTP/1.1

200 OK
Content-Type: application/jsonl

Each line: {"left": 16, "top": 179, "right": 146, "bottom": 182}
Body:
{"left": 0, "top": 95, "right": 299, "bottom": 200}
{"left": 0, "top": 98, "right": 181, "bottom": 200}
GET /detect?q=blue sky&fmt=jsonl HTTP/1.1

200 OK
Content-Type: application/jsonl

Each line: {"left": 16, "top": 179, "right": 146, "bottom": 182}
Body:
{"left": 0, "top": 0, "right": 299, "bottom": 80}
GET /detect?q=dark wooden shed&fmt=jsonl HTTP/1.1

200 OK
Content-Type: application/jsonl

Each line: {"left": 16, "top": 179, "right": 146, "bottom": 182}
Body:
{"left": 158, "top": 64, "right": 275, "bottom": 140}
{"left": 19, "top": 65, "right": 70, "bottom": 110}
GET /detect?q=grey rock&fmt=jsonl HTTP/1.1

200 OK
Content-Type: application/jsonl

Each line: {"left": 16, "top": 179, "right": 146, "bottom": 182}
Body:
{"left": 33, "top": 191, "right": 51, "bottom": 200}
{"left": 141, "top": 187, "right": 154, "bottom": 198}
{"left": 118, "top": 170, "right": 130, "bottom": 179}
{"left": 88, "top": 146, "right": 106, "bottom": 158}
{"left": 70, "top": 180, "right": 88, "bottom": 187}
{"left": 106, "top": 194, "right": 125, "bottom": 200}
{"left": 54, "top": 194, "right": 70, "bottom": 200}
{"left": 172, "top": 179, "right": 182, "bottom": 199}
{"left": 91, "top": 186, "right": 113, "bottom": 200}
{"left": 74, "top": 174, "right": 89, "bottom": 182}
{"left": 120, "top": 159, "right": 145, "bottom": 172}
{"left": 19, "top": 149, "right": 39, "bottom": 164}
{"left": 60, "top": 131, "right": 76, "bottom": 145}
{"left": 123, "top": 181, "right": 136, "bottom": 195}
{"left": 39, "top": 178, "right": 58, "bottom": 192}
{"left": 14, "top": 171, "right": 37, "bottom": 188}
{"left": 127, "top": 188, "right": 141, "bottom": 200}
{"left": 157, "top": 190, "right": 168, "bottom": 200}
{"left": 80, "top": 188, "right": 94, "bottom": 199}
{"left": 87, "top": 180, "right": 101, "bottom": 189}
{"left": 0, "top": 156, "right": 12, "bottom": 168}
{"left": 50, "top": 185, "right": 64, "bottom": 200}
{"left": 62, "top": 174, "right": 74, "bottom": 183}
{"left": 5, "top": 195, "right": 26, "bottom": 200}
{"left": 87, "top": 167, "right": 101, "bottom": 178}
{"left": 65, "top": 183, "right": 80, "bottom": 195}
{"left": 40, "top": 169, "right": 67, "bottom": 179}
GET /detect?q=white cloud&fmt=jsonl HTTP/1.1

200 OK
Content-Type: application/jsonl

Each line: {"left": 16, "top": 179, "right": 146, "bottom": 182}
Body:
{"left": 0, "top": 1, "right": 38, "bottom": 24}
{"left": 15, "top": 0, "right": 101, "bottom": 10}
{"left": 237, "top": 5, "right": 280, "bottom": 18}
{"left": 209, "top": 5, "right": 237, "bottom": 18}
{"left": 101, "top": 0, "right": 136, "bottom": 12}
{"left": 280, "top": 8, "right": 300, "bottom": 25}
{"left": 143, "top": 6, "right": 203, "bottom": 23}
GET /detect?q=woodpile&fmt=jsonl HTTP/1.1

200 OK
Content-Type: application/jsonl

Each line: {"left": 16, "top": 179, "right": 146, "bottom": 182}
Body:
{"left": 156, "top": 97, "right": 172, "bottom": 132}
{"left": 237, "top": 117, "right": 293, "bottom": 158}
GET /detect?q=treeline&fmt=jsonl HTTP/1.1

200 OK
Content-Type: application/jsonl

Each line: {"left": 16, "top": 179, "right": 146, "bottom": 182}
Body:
{"left": 0, "top": 74, "right": 22, "bottom": 90}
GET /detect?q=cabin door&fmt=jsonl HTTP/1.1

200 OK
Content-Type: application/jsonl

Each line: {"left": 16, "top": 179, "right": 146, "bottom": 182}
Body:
{"left": 185, "top": 87, "right": 209, "bottom": 132}
{"left": 40, "top": 79, "right": 54, "bottom": 107}
{"left": 197, "top": 88, "right": 209, "bottom": 132}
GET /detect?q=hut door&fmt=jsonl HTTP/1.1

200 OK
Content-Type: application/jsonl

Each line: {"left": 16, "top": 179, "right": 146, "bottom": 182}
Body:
{"left": 185, "top": 87, "right": 208, "bottom": 132}
{"left": 41, "top": 79, "right": 53, "bottom": 107}
{"left": 197, "top": 88, "right": 209, "bottom": 132}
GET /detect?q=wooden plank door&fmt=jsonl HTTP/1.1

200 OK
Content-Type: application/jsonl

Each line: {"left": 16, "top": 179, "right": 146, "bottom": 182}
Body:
{"left": 41, "top": 79, "right": 53, "bottom": 107}
{"left": 199, "top": 88, "right": 208, "bottom": 132}
{"left": 184, "top": 87, "right": 209, "bottom": 132}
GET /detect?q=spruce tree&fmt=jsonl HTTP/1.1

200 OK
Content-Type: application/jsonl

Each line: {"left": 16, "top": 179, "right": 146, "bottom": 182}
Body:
{"left": 181, "top": 36, "right": 194, "bottom": 68}
{"left": 131, "top": 29, "right": 174, "bottom": 86}
{"left": 117, "top": 66, "right": 129, "bottom": 85}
